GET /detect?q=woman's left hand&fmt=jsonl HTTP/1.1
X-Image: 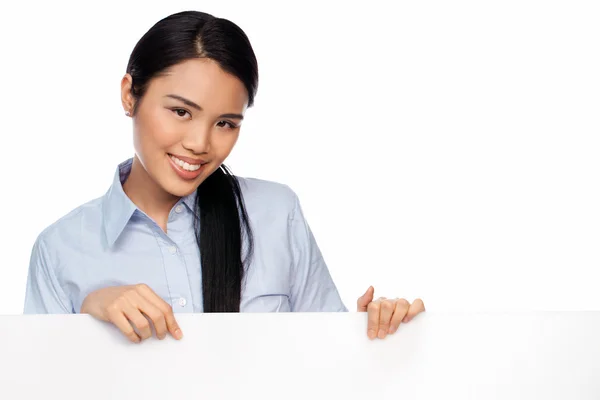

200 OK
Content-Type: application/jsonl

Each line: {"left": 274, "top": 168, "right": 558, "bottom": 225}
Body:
{"left": 357, "top": 286, "right": 425, "bottom": 340}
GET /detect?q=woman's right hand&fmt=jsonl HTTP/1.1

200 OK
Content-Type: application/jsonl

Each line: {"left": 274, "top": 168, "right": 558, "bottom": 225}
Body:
{"left": 80, "top": 283, "right": 183, "bottom": 343}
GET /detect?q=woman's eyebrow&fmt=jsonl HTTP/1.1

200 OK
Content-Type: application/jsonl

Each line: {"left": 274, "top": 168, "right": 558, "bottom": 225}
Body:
{"left": 165, "top": 94, "right": 244, "bottom": 120}
{"left": 219, "top": 113, "right": 244, "bottom": 120}
{"left": 165, "top": 94, "right": 202, "bottom": 110}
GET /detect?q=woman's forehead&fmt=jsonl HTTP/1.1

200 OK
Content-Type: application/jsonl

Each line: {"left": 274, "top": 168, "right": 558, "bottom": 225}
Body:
{"left": 146, "top": 59, "right": 249, "bottom": 111}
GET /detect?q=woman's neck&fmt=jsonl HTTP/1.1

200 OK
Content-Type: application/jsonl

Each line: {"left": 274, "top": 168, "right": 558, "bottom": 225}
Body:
{"left": 122, "top": 156, "right": 179, "bottom": 232}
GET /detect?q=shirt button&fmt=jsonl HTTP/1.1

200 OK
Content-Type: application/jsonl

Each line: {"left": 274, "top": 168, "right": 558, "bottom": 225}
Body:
{"left": 168, "top": 246, "right": 177, "bottom": 254}
{"left": 175, "top": 205, "right": 184, "bottom": 213}
{"left": 178, "top": 297, "right": 187, "bottom": 307}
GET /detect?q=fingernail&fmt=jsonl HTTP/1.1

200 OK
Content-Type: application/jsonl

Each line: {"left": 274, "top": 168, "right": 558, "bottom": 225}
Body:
{"left": 368, "top": 330, "right": 376, "bottom": 340}
{"left": 378, "top": 330, "right": 387, "bottom": 339}
{"left": 175, "top": 329, "right": 183, "bottom": 339}
{"left": 389, "top": 326, "right": 396, "bottom": 334}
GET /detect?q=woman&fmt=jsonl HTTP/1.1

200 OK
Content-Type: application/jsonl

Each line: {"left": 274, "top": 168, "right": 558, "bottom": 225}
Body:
{"left": 23, "top": 10, "right": 425, "bottom": 343}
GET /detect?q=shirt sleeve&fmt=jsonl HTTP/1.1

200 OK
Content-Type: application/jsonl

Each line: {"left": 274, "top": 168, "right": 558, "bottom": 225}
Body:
{"left": 23, "top": 236, "right": 73, "bottom": 314}
{"left": 288, "top": 192, "right": 348, "bottom": 312}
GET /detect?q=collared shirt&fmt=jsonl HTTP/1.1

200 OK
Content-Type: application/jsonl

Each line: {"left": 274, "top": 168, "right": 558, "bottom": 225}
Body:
{"left": 23, "top": 159, "right": 347, "bottom": 314}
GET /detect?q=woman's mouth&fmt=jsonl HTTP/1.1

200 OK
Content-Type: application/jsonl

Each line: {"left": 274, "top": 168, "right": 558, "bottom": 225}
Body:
{"left": 170, "top": 154, "right": 202, "bottom": 171}
{"left": 168, "top": 154, "right": 207, "bottom": 180}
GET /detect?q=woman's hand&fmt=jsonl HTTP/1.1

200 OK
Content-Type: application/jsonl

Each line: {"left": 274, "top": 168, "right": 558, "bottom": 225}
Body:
{"left": 357, "top": 286, "right": 425, "bottom": 340}
{"left": 80, "top": 283, "right": 183, "bottom": 343}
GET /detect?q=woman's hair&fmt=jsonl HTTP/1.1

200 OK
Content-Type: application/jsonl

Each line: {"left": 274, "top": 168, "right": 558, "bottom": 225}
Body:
{"left": 125, "top": 11, "right": 257, "bottom": 312}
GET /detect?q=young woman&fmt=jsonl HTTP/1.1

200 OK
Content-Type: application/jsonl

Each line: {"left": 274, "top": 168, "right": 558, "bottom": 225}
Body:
{"left": 23, "top": 10, "right": 425, "bottom": 343}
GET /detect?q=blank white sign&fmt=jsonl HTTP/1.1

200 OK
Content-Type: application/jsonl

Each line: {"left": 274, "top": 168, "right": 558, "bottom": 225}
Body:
{"left": 1, "top": 312, "right": 599, "bottom": 399}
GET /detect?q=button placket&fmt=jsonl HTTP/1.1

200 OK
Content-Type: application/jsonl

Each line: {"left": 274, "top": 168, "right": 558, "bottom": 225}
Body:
{"left": 161, "top": 212, "right": 195, "bottom": 313}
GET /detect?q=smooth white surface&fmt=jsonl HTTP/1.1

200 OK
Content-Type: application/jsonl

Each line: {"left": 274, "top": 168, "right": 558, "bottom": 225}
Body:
{"left": 1, "top": 312, "right": 600, "bottom": 399}
{"left": 0, "top": 0, "right": 599, "bottom": 314}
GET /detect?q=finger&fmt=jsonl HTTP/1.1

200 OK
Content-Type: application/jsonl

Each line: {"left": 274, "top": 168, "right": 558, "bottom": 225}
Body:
{"left": 367, "top": 300, "right": 380, "bottom": 340}
{"left": 136, "top": 284, "right": 183, "bottom": 339}
{"left": 155, "top": 302, "right": 182, "bottom": 340}
{"left": 147, "top": 309, "right": 168, "bottom": 340}
{"left": 389, "top": 298, "right": 411, "bottom": 334}
{"left": 133, "top": 295, "right": 168, "bottom": 340}
{"left": 378, "top": 299, "right": 395, "bottom": 339}
{"left": 403, "top": 298, "right": 426, "bottom": 323}
{"left": 122, "top": 304, "right": 153, "bottom": 341}
{"left": 356, "top": 286, "right": 375, "bottom": 312}
{"left": 106, "top": 305, "right": 141, "bottom": 343}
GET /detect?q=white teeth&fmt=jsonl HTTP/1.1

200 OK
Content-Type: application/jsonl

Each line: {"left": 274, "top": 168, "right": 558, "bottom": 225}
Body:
{"left": 170, "top": 155, "right": 201, "bottom": 171}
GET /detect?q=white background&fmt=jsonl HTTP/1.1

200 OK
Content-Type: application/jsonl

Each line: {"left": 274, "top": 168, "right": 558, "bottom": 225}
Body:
{"left": 0, "top": 0, "right": 598, "bottom": 314}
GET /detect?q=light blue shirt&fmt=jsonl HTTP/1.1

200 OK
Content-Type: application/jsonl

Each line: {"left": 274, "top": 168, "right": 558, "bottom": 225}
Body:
{"left": 24, "top": 159, "right": 347, "bottom": 314}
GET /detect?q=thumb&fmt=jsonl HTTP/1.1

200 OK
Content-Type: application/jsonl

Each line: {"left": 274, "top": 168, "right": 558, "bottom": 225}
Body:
{"left": 357, "top": 286, "right": 375, "bottom": 312}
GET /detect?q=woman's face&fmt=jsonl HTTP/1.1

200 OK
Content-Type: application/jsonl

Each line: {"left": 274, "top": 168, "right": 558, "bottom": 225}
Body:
{"left": 121, "top": 58, "right": 248, "bottom": 198}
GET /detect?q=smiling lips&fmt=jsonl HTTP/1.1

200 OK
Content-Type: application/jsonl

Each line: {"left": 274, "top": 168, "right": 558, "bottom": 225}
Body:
{"left": 168, "top": 154, "right": 207, "bottom": 180}
{"left": 169, "top": 154, "right": 204, "bottom": 171}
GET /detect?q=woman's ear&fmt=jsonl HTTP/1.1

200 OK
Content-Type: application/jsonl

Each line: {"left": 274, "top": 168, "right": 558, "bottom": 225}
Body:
{"left": 121, "top": 73, "right": 135, "bottom": 116}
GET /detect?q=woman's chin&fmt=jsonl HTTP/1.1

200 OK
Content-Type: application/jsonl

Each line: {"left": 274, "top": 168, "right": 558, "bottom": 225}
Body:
{"left": 161, "top": 179, "right": 203, "bottom": 199}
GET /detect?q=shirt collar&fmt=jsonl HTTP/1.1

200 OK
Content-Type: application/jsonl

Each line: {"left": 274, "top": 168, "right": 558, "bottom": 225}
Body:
{"left": 182, "top": 187, "right": 197, "bottom": 211}
{"left": 101, "top": 158, "right": 198, "bottom": 247}
{"left": 101, "top": 159, "right": 138, "bottom": 247}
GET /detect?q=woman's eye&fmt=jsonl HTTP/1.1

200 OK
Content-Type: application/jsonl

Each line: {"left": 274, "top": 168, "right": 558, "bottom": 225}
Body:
{"left": 172, "top": 108, "right": 190, "bottom": 118}
{"left": 217, "top": 120, "right": 236, "bottom": 129}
